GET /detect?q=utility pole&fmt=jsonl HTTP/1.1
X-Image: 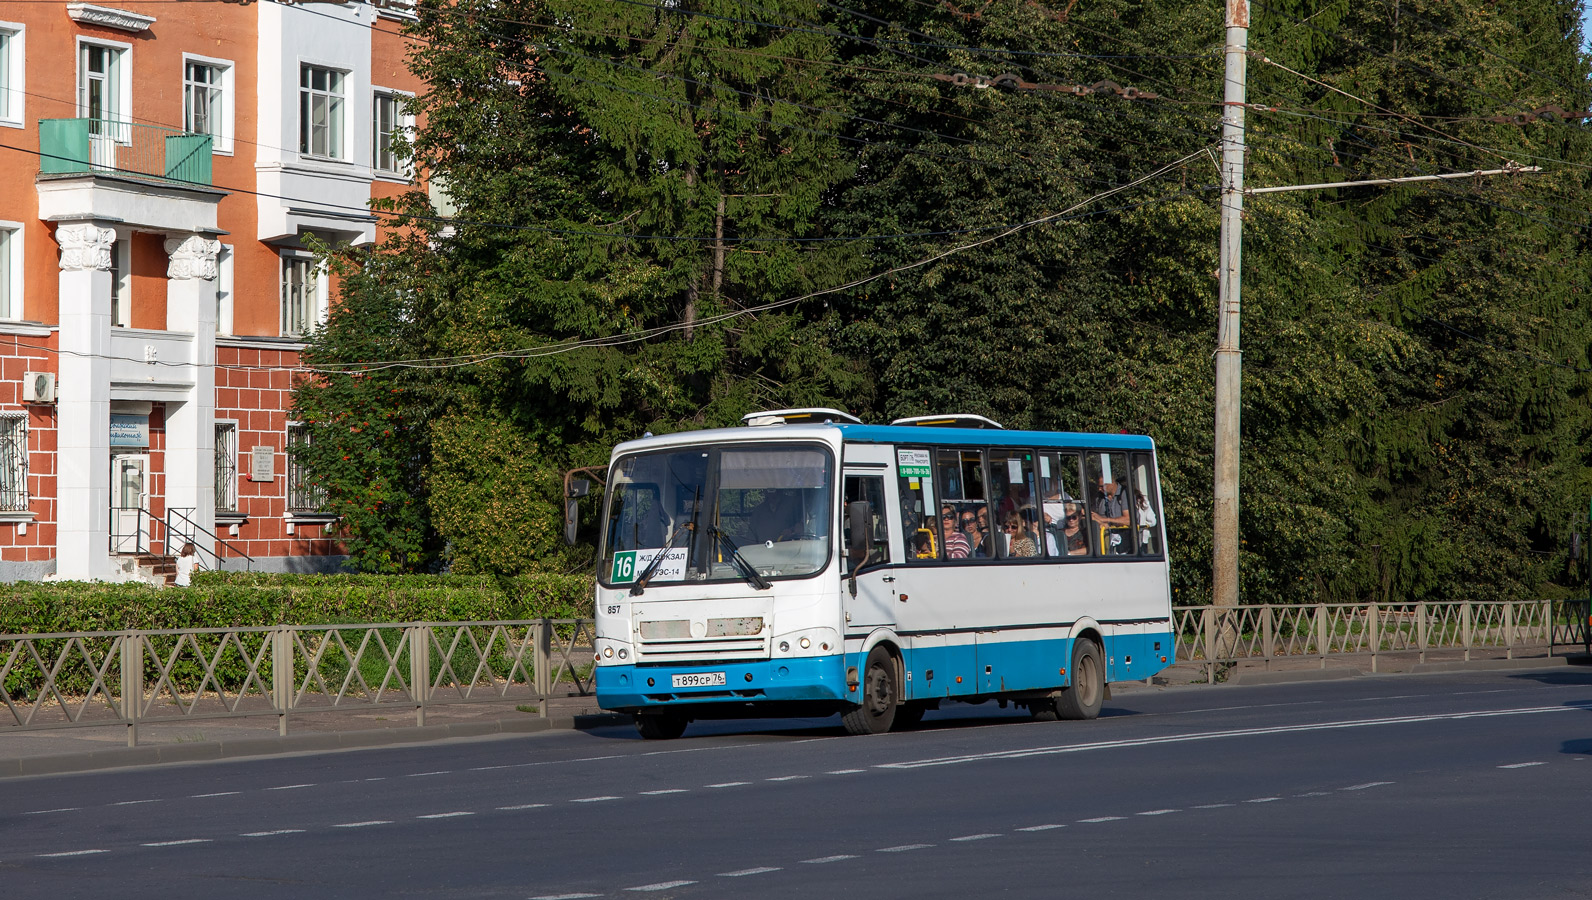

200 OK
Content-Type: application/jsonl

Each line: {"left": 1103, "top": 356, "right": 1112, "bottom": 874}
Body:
{"left": 1211, "top": 0, "right": 1249, "bottom": 612}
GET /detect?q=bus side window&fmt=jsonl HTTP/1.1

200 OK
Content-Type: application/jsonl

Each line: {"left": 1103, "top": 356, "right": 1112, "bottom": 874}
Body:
{"left": 944, "top": 449, "right": 992, "bottom": 559}
{"left": 843, "top": 474, "right": 890, "bottom": 572}
{"left": 988, "top": 450, "right": 1042, "bottom": 558}
{"left": 1038, "top": 452, "right": 1089, "bottom": 557}
{"left": 896, "top": 451, "right": 939, "bottom": 562}
{"left": 1085, "top": 451, "right": 1136, "bottom": 556}
{"left": 1130, "top": 452, "right": 1163, "bottom": 556}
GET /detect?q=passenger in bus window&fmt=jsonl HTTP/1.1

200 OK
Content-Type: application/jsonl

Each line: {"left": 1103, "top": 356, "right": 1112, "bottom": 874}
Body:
{"left": 1062, "top": 502, "right": 1089, "bottom": 556}
{"left": 1023, "top": 506, "right": 1058, "bottom": 556}
{"left": 1135, "top": 493, "right": 1158, "bottom": 554}
{"left": 1003, "top": 514, "right": 1040, "bottom": 558}
{"left": 941, "top": 506, "right": 972, "bottom": 559}
{"left": 750, "top": 490, "right": 803, "bottom": 542}
{"left": 961, "top": 510, "right": 990, "bottom": 558}
{"left": 1090, "top": 476, "right": 1131, "bottom": 550}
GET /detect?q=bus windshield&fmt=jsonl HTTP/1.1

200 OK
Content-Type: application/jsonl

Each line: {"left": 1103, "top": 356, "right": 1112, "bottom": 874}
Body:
{"left": 601, "top": 443, "right": 833, "bottom": 587}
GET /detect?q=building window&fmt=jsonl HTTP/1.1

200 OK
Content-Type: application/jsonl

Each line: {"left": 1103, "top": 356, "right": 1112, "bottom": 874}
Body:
{"left": 110, "top": 239, "right": 131, "bottom": 328}
{"left": 287, "top": 424, "right": 325, "bottom": 512}
{"left": 281, "top": 254, "right": 320, "bottom": 337}
{"left": 299, "top": 65, "right": 345, "bottom": 160}
{"left": 183, "top": 58, "right": 232, "bottom": 152}
{"left": 215, "top": 422, "right": 237, "bottom": 513}
{"left": 0, "top": 25, "right": 23, "bottom": 126}
{"left": 0, "top": 224, "right": 18, "bottom": 321}
{"left": 0, "top": 413, "right": 25, "bottom": 512}
{"left": 79, "top": 42, "right": 128, "bottom": 147}
{"left": 372, "top": 91, "right": 411, "bottom": 177}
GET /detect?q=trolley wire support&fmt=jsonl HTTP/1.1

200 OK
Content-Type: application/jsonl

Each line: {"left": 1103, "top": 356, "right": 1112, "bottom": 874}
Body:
{"left": 931, "top": 72, "right": 1160, "bottom": 100}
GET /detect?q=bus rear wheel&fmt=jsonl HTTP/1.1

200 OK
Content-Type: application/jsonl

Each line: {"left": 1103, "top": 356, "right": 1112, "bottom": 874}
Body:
{"left": 635, "top": 712, "right": 688, "bottom": 740}
{"left": 841, "top": 647, "right": 898, "bottom": 735}
{"left": 1054, "top": 639, "right": 1104, "bottom": 721}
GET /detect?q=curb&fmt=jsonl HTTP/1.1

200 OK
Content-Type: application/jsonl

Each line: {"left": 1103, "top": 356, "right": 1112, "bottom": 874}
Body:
{"left": 1410, "top": 656, "right": 1570, "bottom": 674}
{"left": 1225, "top": 668, "right": 1361, "bottom": 686}
{"left": 0, "top": 712, "right": 631, "bottom": 779}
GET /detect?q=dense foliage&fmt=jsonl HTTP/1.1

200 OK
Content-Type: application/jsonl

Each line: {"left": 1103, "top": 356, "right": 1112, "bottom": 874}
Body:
{"left": 293, "top": 0, "right": 1592, "bottom": 607}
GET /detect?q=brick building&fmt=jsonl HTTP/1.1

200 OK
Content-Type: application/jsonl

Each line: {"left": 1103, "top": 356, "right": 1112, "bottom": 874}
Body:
{"left": 0, "top": 0, "right": 421, "bottom": 580}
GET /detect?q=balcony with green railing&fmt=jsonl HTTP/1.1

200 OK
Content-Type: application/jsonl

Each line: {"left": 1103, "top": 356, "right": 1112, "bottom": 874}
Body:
{"left": 38, "top": 118, "right": 213, "bottom": 186}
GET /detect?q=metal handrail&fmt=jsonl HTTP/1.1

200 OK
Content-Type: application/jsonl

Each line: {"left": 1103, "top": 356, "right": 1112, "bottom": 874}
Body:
{"left": 164, "top": 506, "right": 254, "bottom": 572}
{"left": 108, "top": 506, "right": 161, "bottom": 556}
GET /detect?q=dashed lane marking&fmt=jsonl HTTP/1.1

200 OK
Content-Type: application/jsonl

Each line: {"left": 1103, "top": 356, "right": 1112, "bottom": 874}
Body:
{"left": 1297, "top": 792, "right": 1332, "bottom": 797}
{"left": 407, "top": 771, "right": 451, "bottom": 778}
{"left": 1137, "top": 809, "right": 1179, "bottom": 816}
{"left": 529, "top": 893, "right": 602, "bottom": 899}
{"left": 142, "top": 839, "right": 211, "bottom": 847}
{"left": 949, "top": 834, "right": 1000, "bottom": 842}
{"left": 718, "top": 867, "right": 782, "bottom": 877}
{"left": 241, "top": 830, "right": 306, "bottom": 837}
{"left": 1192, "top": 803, "right": 1234, "bottom": 809}
{"left": 625, "top": 881, "right": 697, "bottom": 892}
{"left": 1016, "top": 824, "right": 1067, "bottom": 832}
{"left": 498, "top": 804, "right": 549, "bottom": 810}
{"left": 877, "top": 844, "right": 933, "bottom": 853}
{"left": 332, "top": 821, "right": 392, "bottom": 828}
{"left": 1245, "top": 797, "right": 1281, "bottom": 803}
{"left": 267, "top": 784, "right": 314, "bottom": 791}
{"left": 706, "top": 782, "right": 751, "bottom": 788}
{"left": 766, "top": 775, "right": 809, "bottom": 781}
{"left": 641, "top": 789, "right": 689, "bottom": 795}
{"left": 828, "top": 769, "right": 866, "bottom": 774}
{"left": 191, "top": 792, "right": 240, "bottom": 798}
{"left": 1079, "top": 817, "right": 1123, "bottom": 823}
{"left": 1499, "top": 762, "right": 1546, "bottom": 769}
{"left": 471, "top": 765, "right": 512, "bottom": 771}
{"left": 570, "top": 796, "right": 621, "bottom": 803}
{"left": 1341, "top": 782, "right": 1394, "bottom": 791}
{"left": 417, "top": 812, "right": 474, "bottom": 819}
{"left": 112, "top": 799, "right": 161, "bottom": 806}
{"left": 802, "top": 855, "right": 858, "bottom": 864}
{"left": 23, "top": 808, "right": 81, "bottom": 815}
{"left": 38, "top": 849, "right": 108, "bottom": 858}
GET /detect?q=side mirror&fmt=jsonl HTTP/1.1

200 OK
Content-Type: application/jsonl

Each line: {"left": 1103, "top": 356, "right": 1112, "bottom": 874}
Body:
{"left": 847, "top": 500, "right": 872, "bottom": 570}
{"left": 568, "top": 478, "right": 591, "bottom": 499}
{"left": 1573, "top": 532, "right": 1583, "bottom": 561}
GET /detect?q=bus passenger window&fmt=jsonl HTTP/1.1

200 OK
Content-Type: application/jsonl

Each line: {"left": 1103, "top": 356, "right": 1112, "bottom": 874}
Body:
{"left": 938, "top": 449, "right": 991, "bottom": 559}
{"left": 1038, "top": 452, "right": 1088, "bottom": 557}
{"left": 843, "top": 474, "right": 890, "bottom": 572}
{"left": 1086, "top": 452, "right": 1135, "bottom": 556}
{"left": 989, "top": 450, "right": 1043, "bottom": 557}
{"left": 896, "top": 448, "right": 939, "bottom": 562}
{"left": 1130, "top": 453, "right": 1163, "bottom": 556}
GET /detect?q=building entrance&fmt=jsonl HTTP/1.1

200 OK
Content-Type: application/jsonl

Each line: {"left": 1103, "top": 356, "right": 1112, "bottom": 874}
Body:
{"left": 111, "top": 453, "right": 150, "bottom": 554}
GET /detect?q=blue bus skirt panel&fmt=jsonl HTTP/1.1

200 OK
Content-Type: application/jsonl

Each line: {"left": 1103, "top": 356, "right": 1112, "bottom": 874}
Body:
{"left": 887, "top": 631, "right": 1175, "bottom": 701}
{"left": 595, "top": 655, "right": 851, "bottom": 711}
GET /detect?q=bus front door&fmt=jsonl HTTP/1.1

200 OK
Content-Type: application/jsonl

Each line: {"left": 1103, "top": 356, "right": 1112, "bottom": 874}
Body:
{"left": 842, "top": 470, "right": 897, "bottom": 632}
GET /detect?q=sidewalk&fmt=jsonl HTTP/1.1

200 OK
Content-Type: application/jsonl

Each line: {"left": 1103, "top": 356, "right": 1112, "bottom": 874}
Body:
{"left": 2, "top": 649, "right": 1581, "bottom": 778}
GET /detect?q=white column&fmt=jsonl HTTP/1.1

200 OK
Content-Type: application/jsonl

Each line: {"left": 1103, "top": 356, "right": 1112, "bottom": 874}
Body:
{"left": 163, "top": 234, "right": 220, "bottom": 560}
{"left": 56, "top": 222, "right": 117, "bottom": 581}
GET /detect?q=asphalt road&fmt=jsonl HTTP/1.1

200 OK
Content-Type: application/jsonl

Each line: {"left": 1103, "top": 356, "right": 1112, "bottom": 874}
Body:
{"left": 4, "top": 667, "right": 1591, "bottom": 899}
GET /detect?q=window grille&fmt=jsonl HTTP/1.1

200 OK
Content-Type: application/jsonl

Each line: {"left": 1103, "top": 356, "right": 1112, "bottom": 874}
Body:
{"left": 0, "top": 414, "right": 26, "bottom": 512}
{"left": 215, "top": 422, "right": 237, "bottom": 513}
{"left": 287, "top": 424, "right": 326, "bottom": 512}
{"left": 281, "top": 255, "right": 315, "bottom": 337}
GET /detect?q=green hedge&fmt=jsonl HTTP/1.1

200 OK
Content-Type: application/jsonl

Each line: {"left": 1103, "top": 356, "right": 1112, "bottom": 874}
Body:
{"left": 0, "top": 572, "right": 596, "bottom": 635}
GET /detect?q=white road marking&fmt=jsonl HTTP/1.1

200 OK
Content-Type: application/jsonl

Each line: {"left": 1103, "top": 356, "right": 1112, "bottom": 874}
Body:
{"left": 1245, "top": 797, "right": 1281, "bottom": 803}
{"left": 625, "top": 881, "right": 697, "bottom": 892}
{"left": 1079, "top": 817, "right": 1123, "bottom": 823}
{"left": 332, "top": 821, "right": 392, "bottom": 828}
{"left": 1499, "top": 762, "right": 1546, "bottom": 769}
{"left": 1192, "top": 803, "right": 1234, "bottom": 809}
{"left": 950, "top": 834, "right": 1000, "bottom": 841}
{"left": 877, "top": 844, "right": 933, "bottom": 852}
{"left": 471, "top": 765, "right": 511, "bottom": 771}
{"left": 1016, "top": 824, "right": 1067, "bottom": 832}
{"left": 267, "top": 784, "right": 314, "bottom": 791}
{"left": 641, "top": 789, "right": 689, "bottom": 795}
{"left": 766, "top": 775, "right": 809, "bottom": 781}
{"left": 38, "top": 849, "right": 107, "bottom": 857}
{"left": 529, "top": 894, "right": 601, "bottom": 900}
{"left": 417, "top": 812, "right": 474, "bottom": 819}
{"left": 879, "top": 705, "right": 1582, "bottom": 770}
{"left": 498, "top": 804, "right": 549, "bottom": 811}
{"left": 828, "top": 769, "right": 866, "bottom": 774}
{"left": 191, "top": 792, "right": 240, "bottom": 798}
{"left": 23, "top": 808, "right": 81, "bottom": 815}
{"left": 571, "top": 796, "right": 621, "bottom": 803}
{"left": 706, "top": 782, "right": 750, "bottom": 788}
{"left": 1137, "top": 809, "right": 1179, "bottom": 816}
{"left": 142, "top": 839, "right": 211, "bottom": 847}
{"left": 364, "top": 777, "right": 386, "bottom": 782}
{"left": 112, "top": 799, "right": 161, "bottom": 806}
{"left": 408, "top": 771, "right": 451, "bottom": 777}
{"left": 241, "top": 830, "right": 306, "bottom": 837}
{"left": 802, "top": 855, "right": 858, "bottom": 864}
{"left": 1297, "top": 792, "right": 1332, "bottom": 797}
{"left": 1341, "top": 781, "right": 1394, "bottom": 791}
{"left": 718, "top": 867, "right": 782, "bottom": 876}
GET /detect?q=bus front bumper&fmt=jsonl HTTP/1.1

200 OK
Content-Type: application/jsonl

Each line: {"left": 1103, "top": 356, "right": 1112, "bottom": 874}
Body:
{"left": 595, "top": 655, "right": 849, "bottom": 711}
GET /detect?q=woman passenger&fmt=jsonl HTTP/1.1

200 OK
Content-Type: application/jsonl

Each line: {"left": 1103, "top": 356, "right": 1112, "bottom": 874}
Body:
{"left": 1003, "top": 514, "right": 1040, "bottom": 558}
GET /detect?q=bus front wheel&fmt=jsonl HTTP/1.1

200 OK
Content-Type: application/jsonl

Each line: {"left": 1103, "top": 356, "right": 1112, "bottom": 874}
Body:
{"left": 841, "top": 647, "right": 898, "bottom": 735}
{"left": 635, "top": 712, "right": 688, "bottom": 740}
{"left": 1054, "top": 639, "right": 1104, "bottom": 721}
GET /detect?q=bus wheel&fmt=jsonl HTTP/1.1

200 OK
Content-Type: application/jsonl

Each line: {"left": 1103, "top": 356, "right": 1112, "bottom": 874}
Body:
{"left": 635, "top": 712, "right": 688, "bottom": 740}
{"left": 841, "top": 647, "right": 898, "bottom": 735}
{"left": 1054, "top": 640, "right": 1104, "bottom": 721}
{"left": 890, "top": 701, "right": 927, "bottom": 732}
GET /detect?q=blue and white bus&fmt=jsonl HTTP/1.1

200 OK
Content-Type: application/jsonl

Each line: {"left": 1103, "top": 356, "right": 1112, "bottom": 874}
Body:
{"left": 592, "top": 409, "right": 1174, "bottom": 739}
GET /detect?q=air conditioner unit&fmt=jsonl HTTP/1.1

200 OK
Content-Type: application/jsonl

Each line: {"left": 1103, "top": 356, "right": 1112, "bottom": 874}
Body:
{"left": 22, "top": 372, "right": 55, "bottom": 404}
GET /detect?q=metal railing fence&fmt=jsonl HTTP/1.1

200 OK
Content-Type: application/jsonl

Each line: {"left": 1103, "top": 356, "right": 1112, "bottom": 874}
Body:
{"left": 0, "top": 620, "right": 595, "bottom": 747}
{"left": 1172, "top": 600, "right": 1574, "bottom": 682}
{"left": 38, "top": 118, "right": 213, "bottom": 184}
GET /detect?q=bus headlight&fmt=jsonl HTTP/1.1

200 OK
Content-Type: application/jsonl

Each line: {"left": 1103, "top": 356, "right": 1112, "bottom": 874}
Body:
{"left": 779, "top": 641, "right": 790, "bottom": 653}
{"left": 799, "top": 637, "right": 811, "bottom": 649}
{"left": 618, "top": 648, "right": 628, "bottom": 660}
{"left": 603, "top": 647, "right": 614, "bottom": 658}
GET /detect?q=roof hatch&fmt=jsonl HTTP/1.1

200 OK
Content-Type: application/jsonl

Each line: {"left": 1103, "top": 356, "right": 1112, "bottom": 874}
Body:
{"left": 741, "top": 407, "right": 864, "bottom": 427}
{"left": 889, "top": 414, "right": 1006, "bottom": 430}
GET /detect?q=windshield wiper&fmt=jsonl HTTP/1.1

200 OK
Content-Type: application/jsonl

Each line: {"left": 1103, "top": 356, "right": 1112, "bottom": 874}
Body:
{"left": 709, "top": 527, "right": 772, "bottom": 591}
{"left": 630, "top": 519, "right": 694, "bottom": 597}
